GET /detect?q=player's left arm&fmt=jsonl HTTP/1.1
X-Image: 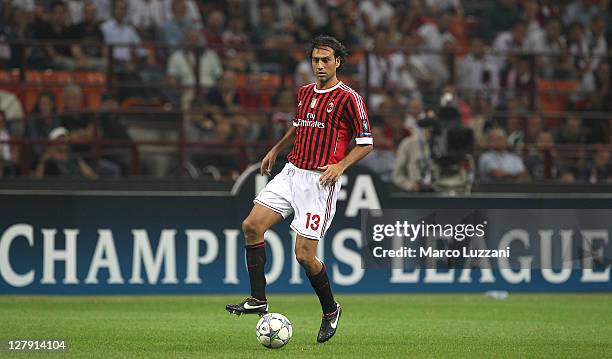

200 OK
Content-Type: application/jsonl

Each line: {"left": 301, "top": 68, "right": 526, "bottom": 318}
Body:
{"left": 318, "top": 92, "right": 373, "bottom": 186}
{"left": 318, "top": 144, "right": 373, "bottom": 186}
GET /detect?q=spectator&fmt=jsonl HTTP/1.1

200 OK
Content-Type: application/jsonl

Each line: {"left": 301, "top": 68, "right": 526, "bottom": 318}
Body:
{"left": 0, "top": 90, "right": 25, "bottom": 137}
{"left": 206, "top": 70, "right": 240, "bottom": 110}
{"left": 163, "top": 0, "right": 202, "bottom": 29}
{"left": 554, "top": 116, "right": 586, "bottom": 144}
{"left": 525, "top": 130, "right": 575, "bottom": 182}
{"left": 478, "top": 127, "right": 529, "bottom": 182}
{"left": 400, "top": 0, "right": 427, "bottom": 36}
{"left": 91, "top": 0, "right": 112, "bottom": 21}
{"left": 425, "top": 0, "right": 462, "bottom": 14}
{"left": 0, "top": 110, "right": 18, "bottom": 177}
{"left": 222, "top": 16, "right": 255, "bottom": 72}
{"left": 202, "top": 10, "right": 225, "bottom": 46}
{"left": 158, "top": 0, "right": 199, "bottom": 46}
{"left": 59, "top": 84, "right": 92, "bottom": 139}
{"left": 301, "top": 0, "right": 330, "bottom": 32}
{"left": 359, "top": 0, "right": 394, "bottom": 35}
{"left": 522, "top": 0, "right": 542, "bottom": 37}
{"left": 100, "top": 0, "right": 148, "bottom": 63}
{"left": 457, "top": 37, "right": 500, "bottom": 100}
{"left": 359, "top": 28, "right": 392, "bottom": 103}
{"left": 129, "top": 0, "right": 167, "bottom": 39}
{"left": 270, "top": 90, "right": 294, "bottom": 141}
{"left": 294, "top": 55, "right": 316, "bottom": 87}
{"left": 389, "top": 35, "right": 431, "bottom": 98}
{"left": 322, "top": 8, "right": 361, "bottom": 47}
{"left": 250, "top": 5, "right": 293, "bottom": 72}
{"left": 480, "top": 0, "right": 521, "bottom": 44}
{"left": 360, "top": 126, "right": 396, "bottom": 183}
{"left": 500, "top": 56, "right": 533, "bottom": 107}
{"left": 586, "top": 16, "right": 608, "bottom": 69}
{"left": 416, "top": 9, "right": 456, "bottom": 88}
{"left": 0, "top": 110, "right": 11, "bottom": 168}
{"left": 584, "top": 145, "right": 612, "bottom": 184}
{"left": 563, "top": 0, "right": 601, "bottom": 28}
{"left": 97, "top": 94, "right": 132, "bottom": 175}
{"left": 1, "top": 6, "right": 33, "bottom": 69}
{"left": 31, "top": 1, "right": 76, "bottom": 69}
{"left": 525, "top": 18, "right": 570, "bottom": 79}
{"left": 34, "top": 126, "right": 98, "bottom": 178}
{"left": 580, "top": 62, "right": 611, "bottom": 113}
{"left": 69, "top": 1, "right": 106, "bottom": 70}
{"left": 524, "top": 114, "right": 543, "bottom": 145}
{"left": 492, "top": 20, "right": 528, "bottom": 71}
{"left": 59, "top": 84, "right": 121, "bottom": 177}
{"left": 167, "top": 30, "right": 223, "bottom": 109}
{"left": 65, "top": 0, "right": 86, "bottom": 24}
{"left": 537, "top": 0, "right": 560, "bottom": 26}
{"left": 25, "top": 92, "right": 61, "bottom": 158}
{"left": 567, "top": 22, "right": 589, "bottom": 73}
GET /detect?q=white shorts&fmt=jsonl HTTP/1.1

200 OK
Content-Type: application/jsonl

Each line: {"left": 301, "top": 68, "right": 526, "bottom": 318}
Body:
{"left": 254, "top": 162, "right": 341, "bottom": 240}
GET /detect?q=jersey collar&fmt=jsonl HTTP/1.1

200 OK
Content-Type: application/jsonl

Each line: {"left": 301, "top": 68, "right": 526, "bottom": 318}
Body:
{"left": 314, "top": 81, "right": 343, "bottom": 93}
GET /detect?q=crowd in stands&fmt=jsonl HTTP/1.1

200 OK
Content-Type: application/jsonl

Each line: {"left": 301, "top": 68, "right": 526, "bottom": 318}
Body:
{"left": 0, "top": 0, "right": 611, "bottom": 189}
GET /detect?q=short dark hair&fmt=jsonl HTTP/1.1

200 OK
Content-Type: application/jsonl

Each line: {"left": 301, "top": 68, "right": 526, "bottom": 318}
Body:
{"left": 310, "top": 35, "right": 348, "bottom": 69}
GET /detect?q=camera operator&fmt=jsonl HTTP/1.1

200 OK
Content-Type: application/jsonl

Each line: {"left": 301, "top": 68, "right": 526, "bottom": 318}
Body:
{"left": 392, "top": 111, "right": 434, "bottom": 192}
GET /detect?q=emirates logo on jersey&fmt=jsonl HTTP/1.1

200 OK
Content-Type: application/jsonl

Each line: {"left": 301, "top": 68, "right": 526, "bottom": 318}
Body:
{"left": 294, "top": 118, "right": 325, "bottom": 128}
{"left": 327, "top": 101, "right": 334, "bottom": 113}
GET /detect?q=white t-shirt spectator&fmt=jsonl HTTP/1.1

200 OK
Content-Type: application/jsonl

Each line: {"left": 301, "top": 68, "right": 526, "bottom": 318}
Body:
{"left": 457, "top": 53, "right": 499, "bottom": 93}
{"left": 359, "top": 0, "right": 394, "bottom": 29}
{"left": 92, "top": 0, "right": 112, "bottom": 21}
{"left": 167, "top": 49, "right": 223, "bottom": 88}
{"left": 425, "top": 0, "right": 461, "bottom": 12}
{"left": 563, "top": 1, "right": 600, "bottom": 27}
{"left": 0, "top": 128, "right": 10, "bottom": 162}
{"left": 417, "top": 22, "right": 455, "bottom": 86}
{"left": 304, "top": 0, "right": 329, "bottom": 29}
{"left": 100, "top": 19, "right": 147, "bottom": 61}
{"left": 478, "top": 151, "right": 526, "bottom": 182}
{"left": 163, "top": 0, "right": 202, "bottom": 29}
{"left": 129, "top": 0, "right": 167, "bottom": 29}
{"left": 388, "top": 51, "right": 430, "bottom": 95}
{"left": 65, "top": 0, "right": 85, "bottom": 24}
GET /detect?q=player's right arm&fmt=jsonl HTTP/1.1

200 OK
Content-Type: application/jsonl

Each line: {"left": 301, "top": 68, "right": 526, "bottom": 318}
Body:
{"left": 260, "top": 126, "right": 296, "bottom": 175}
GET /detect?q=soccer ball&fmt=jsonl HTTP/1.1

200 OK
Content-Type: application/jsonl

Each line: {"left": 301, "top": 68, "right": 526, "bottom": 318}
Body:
{"left": 255, "top": 313, "right": 292, "bottom": 349}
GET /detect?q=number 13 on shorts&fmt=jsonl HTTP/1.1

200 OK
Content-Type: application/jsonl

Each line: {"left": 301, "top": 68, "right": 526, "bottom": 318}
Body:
{"left": 305, "top": 212, "right": 320, "bottom": 230}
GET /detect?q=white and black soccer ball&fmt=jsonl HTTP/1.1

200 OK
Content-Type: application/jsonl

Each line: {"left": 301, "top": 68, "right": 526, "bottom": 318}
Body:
{"left": 255, "top": 313, "right": 292, "bottom": 349}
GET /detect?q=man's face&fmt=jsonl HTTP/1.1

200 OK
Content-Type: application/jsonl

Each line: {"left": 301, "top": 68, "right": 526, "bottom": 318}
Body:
{"left": 65, "top": 91, "right": 82, "bottom": 112}
{"left": 595, "top": 149, "right": 610, "bottom": 167}
{"left": 172, "top": 0, "right": 187, "bottom": 19}
{"left": 536, "top": 132, "right": 554, "bottom": 151}
{"left": 114, "top": 0, "right": 127, "bottom": 22}
{"left": 311, "top": 47, "right": 339, "bottom": 83}
{"left": 489, "top": 131, "right": 506, "bottom": 151}
{"left": 51, "top": 4, "right": 66, "bottom": 25}
{"left": 83, "top": 3, "right": 97, "bottom": 23}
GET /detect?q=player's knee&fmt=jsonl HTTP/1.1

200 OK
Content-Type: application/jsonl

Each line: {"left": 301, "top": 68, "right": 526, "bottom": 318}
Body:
{"left": 242, "top": 218, "right": 262, "bottom": 239}
{"left": 294, "top": 246, "right": 315, "bottom": 265}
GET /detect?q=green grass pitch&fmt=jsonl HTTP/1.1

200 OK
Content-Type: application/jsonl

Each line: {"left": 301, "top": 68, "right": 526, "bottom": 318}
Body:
{"left": 1, "top": 294, "right": 611, "bottom": 358}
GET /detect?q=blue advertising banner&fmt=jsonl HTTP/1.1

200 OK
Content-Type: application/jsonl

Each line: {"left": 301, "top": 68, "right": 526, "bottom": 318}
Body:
{"left": 0, "top": 164, "right": 611, "bottom": 294}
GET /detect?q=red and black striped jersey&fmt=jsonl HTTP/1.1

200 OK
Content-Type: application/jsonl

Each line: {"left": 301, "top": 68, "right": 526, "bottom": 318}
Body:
{"left": 287, "top": 81, "right": 373, "bottom": 170}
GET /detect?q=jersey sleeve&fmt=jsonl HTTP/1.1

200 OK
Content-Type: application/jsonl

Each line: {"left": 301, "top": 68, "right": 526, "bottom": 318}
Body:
{"left": 292, "top": 87, "right": 303, "bottom": 127}
{"left": 345, "top": 92, "right": 373, "bottom": 145}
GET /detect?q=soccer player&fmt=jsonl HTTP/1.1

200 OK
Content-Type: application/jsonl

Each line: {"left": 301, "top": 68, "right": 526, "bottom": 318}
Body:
{"left": 226, "top": 35, "right": 373, "bottom": 343}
